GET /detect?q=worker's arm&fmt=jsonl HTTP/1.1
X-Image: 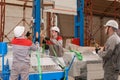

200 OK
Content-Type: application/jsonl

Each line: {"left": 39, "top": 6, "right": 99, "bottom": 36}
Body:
{"left": 98, "top": 38, "right": 116, "bottom": 59}
{"left": 30, "top": 43, "right": 38, "bottom": 51}
{"left": 98, "top": 49, "right": 113, "bottom": 60}
{"left": 50, "top": 39, "right": 63, "bottom": 46}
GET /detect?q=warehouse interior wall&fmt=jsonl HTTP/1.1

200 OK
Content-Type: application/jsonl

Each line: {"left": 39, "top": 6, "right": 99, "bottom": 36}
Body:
{"left": 44, "top": 0, "right": 77, "bottom": 15}
{"left": 57, "top": 14, "right": 74, "bottom": 47}
{"left": 4, "top": 5, "right": 32, "bottom": 42}
{"left": 3, "top": 5, "right": 120, "bottom": 47}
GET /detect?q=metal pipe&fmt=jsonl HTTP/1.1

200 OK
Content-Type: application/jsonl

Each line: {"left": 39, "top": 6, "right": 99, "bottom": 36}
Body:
{"left": 0, "top": 0, "right": 5, "bottom": 42}
{"left": 33, "top": 0, "right": 41, "bottom": 43}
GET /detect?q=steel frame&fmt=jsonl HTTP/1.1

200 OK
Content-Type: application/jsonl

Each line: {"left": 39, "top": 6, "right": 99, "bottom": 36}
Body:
{"left": 0, "top": 0, "right": 5, "bottom": 42}
{"left": 32, "top": 0, "right": 41, "bottom": 43}
{"left": 4, "top": 1, "right": 33, "bottom": 42}
{"left": 74, "top": 0, "right": 84, "bottom": 46}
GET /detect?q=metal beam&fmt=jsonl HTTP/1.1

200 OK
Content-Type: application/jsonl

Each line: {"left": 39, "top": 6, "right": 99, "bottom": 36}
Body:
{"left": 74, "top": 0, "right": 84, "bottom": 46}
{"left": 33, "top": 0, "right": 41, "bottom": 43}
{"left": 0, "top": 2, "right": 32, "bottom": 8}
{"left": 0, "top": 0, "right": 5, "bottom": 42}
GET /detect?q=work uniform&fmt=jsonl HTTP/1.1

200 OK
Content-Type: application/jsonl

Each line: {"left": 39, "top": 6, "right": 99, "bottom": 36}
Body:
{"left": 50, "top": 36, "right": 63, "bottom": 46}
{"left": 10, "top": 37, "right": 37, "bottom": 80}
{"left": 48, "top": 36, "right": 64, "bottom": 57}
{"left": 98, "top": 32, "right": 120, "bottom": 80}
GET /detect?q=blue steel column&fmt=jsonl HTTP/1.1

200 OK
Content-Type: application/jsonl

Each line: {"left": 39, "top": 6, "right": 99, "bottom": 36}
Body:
{"left": 74, "top": 0, "right": 84, "bottom": 46}
{"left": 33, "top": 0, "right": 41, "bottom": 43}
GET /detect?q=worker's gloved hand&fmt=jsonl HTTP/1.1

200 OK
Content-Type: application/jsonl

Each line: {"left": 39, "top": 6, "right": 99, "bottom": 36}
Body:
{"left": 95, "top": 48, "right": 101, "bottom": 53}
{"left": 45, "top": 37, "right": 50, "bottom": 41}
{"left": 26, "top": 31, "right": 31, "bottom": 37}
{"left": 42, "top": 39, "right": 46, "bottom": 44}
{"left": 115, "top": 69, "right": 119, "bottom": 73}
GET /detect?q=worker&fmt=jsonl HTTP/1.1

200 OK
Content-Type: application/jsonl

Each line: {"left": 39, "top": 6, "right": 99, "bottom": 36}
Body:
{"left": 46, "top": 26, "right": 64, "bottom": 57}
{"left": 98, "top": 20, "right": 120, "bottom": 80}
{"left": 10, "top": 26, "right": 37, "bottom": 80}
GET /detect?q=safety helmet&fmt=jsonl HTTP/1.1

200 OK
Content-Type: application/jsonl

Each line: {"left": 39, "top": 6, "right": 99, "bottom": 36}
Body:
{"left": 14, "top": 26, "right": 25, "bottom": 37}
{"left": 51, "top": 26, "right": 60, "bottom": 33}
{"left": 104, "top": 20, "right": 119, "bottom": 29}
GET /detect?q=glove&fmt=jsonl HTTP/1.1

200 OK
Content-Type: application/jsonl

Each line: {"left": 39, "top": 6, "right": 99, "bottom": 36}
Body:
{"left": 95, "top": 48, "right": 101, "bottom": 53}
{"left": 45, "top": 37, "right": 50, "bottom": 40}
{"left": 42, "top": 39, "right": 46, "bottom": 44}
{"left": 115, "top": 69, "right": 119, "bottom": 73}
{"left": 26, "top": 31, "right": 31, "bottom": 37}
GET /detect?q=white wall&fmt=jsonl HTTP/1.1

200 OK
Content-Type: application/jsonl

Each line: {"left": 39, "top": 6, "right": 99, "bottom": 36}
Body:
{"left": 44, "top": 0, "right": 77, "bottom": 15}
{"left": 4, "top": 5, "right": 32, "bottom": 42}
{"left": 3, "top": 4, "right": 119, "bottom": 46}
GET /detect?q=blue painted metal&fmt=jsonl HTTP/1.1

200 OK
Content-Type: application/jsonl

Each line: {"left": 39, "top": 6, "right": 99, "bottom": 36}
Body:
{"left": 0, "top": 55, "right": 75, "bottom": 80}
{"left": 2, "top": 59, "right": 10, "bottom": 80}
{"left": 0, "top": 45, "right": 75, "bottom": 80}
{"left": 0, "top": 42, "right": 8, "bottom": 73}
{"left": 0, "top": 55, "right": 74, "bottom": 80}
{"left": 28, "top": 53, "right": 76, "bottom": 80}
{"left": 29, "top": 54, "right": 76, "bottom": 80}
{"left": 5, "top": 67, "right": 69, "bottom": 80}
{"left": 0, "top": 42, "right": 10, "bottom": 80}
{"left": 74, "top": 0, "right": 84, "bottom": 46}
{"left": 29, "top": 68, "right": 69, "bottom": 80}
{"left": 32, "top": 0, "right": 41, "bottom": 43}
{"left": 0, "top": 42, "right": 7, "bottom": 56}
{"left": 68, "top": 55, "right": 76, "bottom": 71}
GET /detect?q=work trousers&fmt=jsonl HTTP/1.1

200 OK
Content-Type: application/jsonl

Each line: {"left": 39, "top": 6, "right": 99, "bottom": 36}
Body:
{"left": 10, "top": 62, "right": 30, "bottom": 80}
{"left": 104, "top": 66, "right": 119, "bottom": 80}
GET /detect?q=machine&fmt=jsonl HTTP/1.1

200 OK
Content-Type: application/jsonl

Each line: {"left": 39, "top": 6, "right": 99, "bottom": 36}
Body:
{"left": 0, "top": 42, "right": 78, "bottom": 80}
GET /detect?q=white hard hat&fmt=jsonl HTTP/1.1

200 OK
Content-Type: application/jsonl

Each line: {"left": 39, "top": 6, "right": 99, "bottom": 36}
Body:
{"left": 104, "top": 20, "right": 119, "bottom": 29}
{"left": 51, "top": 26, "right": 60, "bottom": 33}
{"left": 14, "top": 26, "right": 25, "bottom": 37}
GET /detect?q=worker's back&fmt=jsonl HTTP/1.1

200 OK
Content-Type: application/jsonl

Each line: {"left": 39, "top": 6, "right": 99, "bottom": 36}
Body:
{"left": 11, "top": 38, "right": 37, "bottom": 63}
{"left": 111, "top": 42, "right": 120, "bottom": 72}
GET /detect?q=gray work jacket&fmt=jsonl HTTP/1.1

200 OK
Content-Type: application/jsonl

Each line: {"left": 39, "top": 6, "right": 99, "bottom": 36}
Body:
{"left": 98, "top": 32, "right": 120, "bottom": 69}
